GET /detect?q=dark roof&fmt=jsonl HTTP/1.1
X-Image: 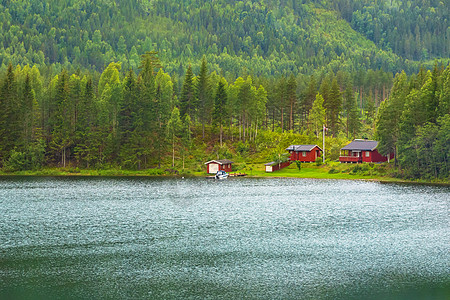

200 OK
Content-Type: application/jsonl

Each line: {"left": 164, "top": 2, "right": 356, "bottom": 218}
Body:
{"left": 204, "top": 159, "right": 234, "bottom": 165}
{"left": 264, "top": 161, "right": 276, "bottom": 166}
{"left": 286, "top": 145, "right": 322, "bottom": 152}
{"left": 341, "top": 140, "right": 378, "bottom": 151}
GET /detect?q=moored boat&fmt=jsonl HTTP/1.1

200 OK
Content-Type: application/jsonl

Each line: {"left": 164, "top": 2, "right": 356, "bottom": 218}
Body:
{"left": 215, "top": 170, "right": 229, "bottom": 179}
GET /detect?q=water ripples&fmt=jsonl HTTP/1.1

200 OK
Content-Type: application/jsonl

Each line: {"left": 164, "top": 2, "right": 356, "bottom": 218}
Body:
{"left": 0, "top": 176, "right": 449, "bottom": 299}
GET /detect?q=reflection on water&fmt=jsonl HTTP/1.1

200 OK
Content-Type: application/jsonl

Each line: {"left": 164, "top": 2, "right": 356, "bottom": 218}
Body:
{"left": 0, "top": 176, "right": 449, "bottom": 299}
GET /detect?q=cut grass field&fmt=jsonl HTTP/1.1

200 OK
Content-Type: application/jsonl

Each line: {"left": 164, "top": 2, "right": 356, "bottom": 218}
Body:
{"left": 234, "top": 162, "right": 390, "bottom": 181}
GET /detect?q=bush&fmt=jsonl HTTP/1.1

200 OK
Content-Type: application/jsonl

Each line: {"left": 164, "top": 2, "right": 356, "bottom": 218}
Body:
{"left": 236, "top": 141, "right": 250, "bottom": 157}
{"left": 3, "top": 140, "right": 45, "bottom": 172}
{"left": 328, "top": 167, "right": 339, "bottom": 174}
{"left": 295, "top": 160, "right": 302, "bottom": 170}
{"left": 315, "top": 157, "right": 323, "bottom": 166}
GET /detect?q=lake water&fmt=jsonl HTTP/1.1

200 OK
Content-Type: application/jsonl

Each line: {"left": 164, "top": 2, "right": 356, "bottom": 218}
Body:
{"left": 0, "top": 177, "right": 449, "bottom": 299}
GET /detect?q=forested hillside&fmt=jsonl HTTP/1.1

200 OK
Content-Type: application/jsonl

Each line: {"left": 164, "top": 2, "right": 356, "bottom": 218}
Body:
{"left": 0, "top": 0, "right": 449, "bottom": 180}
{"left": 0, "top": 0, "right": 448, "bottom": 78}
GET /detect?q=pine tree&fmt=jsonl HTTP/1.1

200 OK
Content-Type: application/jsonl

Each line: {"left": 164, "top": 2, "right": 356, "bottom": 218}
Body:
{"left": 180, "top": 64, "right": 195, "bottom": 119}
{"left": 0, "top": 64, "right": 18, "bottom": 163}
{"left": 167, "top": 107, "right": 182, "bottom": 167}
{"left": 326, "top": 78, "right": 342, "bottom": 136}
{"left": 22, "top": 73, "right": 35, "bottom": 147}
{"left": 196, "top": 56, "right": 211, "bottom": 139}
{"left": 213, "top": 80, "right": 227, "bottom": 147}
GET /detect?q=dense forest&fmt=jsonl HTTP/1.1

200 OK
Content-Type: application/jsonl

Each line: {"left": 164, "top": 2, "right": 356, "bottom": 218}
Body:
{"left": 0, "top": 0, "right": 448, "bottom": 79}
{"left": 0, "top": 56, "right": 448, "bottom": 179}
{"left": 0, "top": 0, "right": 449, "bottom": 180}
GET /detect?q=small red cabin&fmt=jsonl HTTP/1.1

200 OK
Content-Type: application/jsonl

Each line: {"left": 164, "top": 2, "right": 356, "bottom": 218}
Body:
{"left": 205, "top": 159, "right": 234, "bottom": 174}
{"left": 286, "top": 145, "right": 322, "bottom": 162}
{"left": 339, "top": 139, "right": 394, "bottom": 163}
{"left": 265, "top": 161, "right": 291, "bottom": 172}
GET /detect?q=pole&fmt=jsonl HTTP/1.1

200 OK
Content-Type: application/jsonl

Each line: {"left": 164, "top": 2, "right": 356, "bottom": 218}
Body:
{"left": 323, "top": 124, "right": 325, "bottom": 164}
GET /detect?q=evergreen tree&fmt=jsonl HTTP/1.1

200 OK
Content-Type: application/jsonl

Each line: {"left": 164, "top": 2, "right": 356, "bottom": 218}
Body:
{"left": 213, "top": 80, "right": 228, "bottom": 147}
{"left": 180, "top": 64, "right": 195, "bottom": 119}
{"left": 0, "top": 64, "right": 18, "bottom": 163}
{"left": 22, "top": 73, "right": 35, "bottom": 147}
{"left": 326, "top": 78, "right": 342, "bottom": 136}
{"left": 167, "top": 107, "right": 182, "bottom": 168}
{"left": 375, "top": 71, "right": 409, "bottom": 164}
{"left": 196, "top": 56, "right": 211, "bottom": 139}
{"left": 286, "top": 74, "right": 297, "bottom": 131}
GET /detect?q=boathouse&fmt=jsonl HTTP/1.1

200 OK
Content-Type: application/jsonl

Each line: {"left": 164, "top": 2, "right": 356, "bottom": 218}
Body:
{"left": 286, "top": 145, "right": 322, "bottom": 162}
{"left": 339, "top": 139, "right": 394, "bottom": 163}
{"left": 205, "top": 159, "right": 234, "bottom": 174}
{"left": 265, "top": 161, "right": 291, "bottom": 172}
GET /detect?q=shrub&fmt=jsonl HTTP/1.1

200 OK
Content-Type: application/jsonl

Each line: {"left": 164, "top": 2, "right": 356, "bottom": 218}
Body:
{"left": 328, "top": 167, "right": 339, "bottom": 174}
{"left": 315, "top": 157, "right": 322, "bottom": 166}
{"left": 295, "top": 160, "right": 302, "bottom": 170}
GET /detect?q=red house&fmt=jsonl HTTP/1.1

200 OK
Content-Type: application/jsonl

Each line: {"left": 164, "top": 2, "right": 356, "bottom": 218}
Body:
{"left": 264, "top": 161, "right": 291, "bottom": 172}
{"left": 286, "top": 145, "right": 322, "bottom": 162}
{"left": 339, "top": 139, "right": 394, "bottom": 163}
{"left": 205, "top": 159, "right": 234, "bottom": 174}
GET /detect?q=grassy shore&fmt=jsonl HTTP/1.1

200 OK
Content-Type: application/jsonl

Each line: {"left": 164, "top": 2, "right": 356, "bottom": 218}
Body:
{"left": 2, "top": 162, "right": 448, "bottom": 185}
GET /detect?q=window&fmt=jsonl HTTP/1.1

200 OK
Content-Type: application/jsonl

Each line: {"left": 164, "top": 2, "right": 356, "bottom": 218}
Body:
{"left": 365, "top": 151, "right": 370, "bottom": 157}
{"left": 302, "top": 151, "right": 307, "bottom": 157}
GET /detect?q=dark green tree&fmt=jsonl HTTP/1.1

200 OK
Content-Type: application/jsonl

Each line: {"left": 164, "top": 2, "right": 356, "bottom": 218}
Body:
{"left": 213, "top": 80, "right": 228, "bottom": 147}
{"left": 180, "top": 64, "right": 195, "bottom": 120}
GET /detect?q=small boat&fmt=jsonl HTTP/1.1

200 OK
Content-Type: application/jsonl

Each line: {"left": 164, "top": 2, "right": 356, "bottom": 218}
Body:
{"left": 215, "top": 170, "right": 229, "bottom": 179}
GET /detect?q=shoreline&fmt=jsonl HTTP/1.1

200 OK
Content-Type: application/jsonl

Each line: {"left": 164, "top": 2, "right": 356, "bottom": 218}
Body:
{"left": 0, "top": 169, "right": 449, "bottom": 186}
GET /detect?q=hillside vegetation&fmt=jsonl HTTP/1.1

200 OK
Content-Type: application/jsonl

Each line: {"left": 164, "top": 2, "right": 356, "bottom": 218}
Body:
{"left": 0, "top": 0, "right": 448, "bottom": 77}
{"left": 0, "top": 0, "right": 448, "bottom": 181}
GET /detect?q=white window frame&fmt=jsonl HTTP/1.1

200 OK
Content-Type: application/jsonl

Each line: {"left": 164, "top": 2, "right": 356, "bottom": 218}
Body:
{"left": 302, "top": 151, "right": 307, "bottom": 157}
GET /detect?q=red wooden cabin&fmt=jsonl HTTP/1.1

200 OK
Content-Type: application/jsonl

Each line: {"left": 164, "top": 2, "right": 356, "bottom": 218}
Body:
{"left": 205, "top": 159, "right": 234, "bottom": 174}
{"left": 264, "top": 161, "right": 291, "bottom": 172}
{"left": 286, "top": 145, "right": 322, "bottom": 162}
{"left": 339, "top": 139, "right": 394, "bottom": 163}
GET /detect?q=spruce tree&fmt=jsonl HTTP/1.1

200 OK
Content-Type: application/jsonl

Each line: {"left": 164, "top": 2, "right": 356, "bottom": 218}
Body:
{"left": 326, "top": 78, "right": 342, "bottom": 136}
{"left": 196, "top": 56, "right": 211, "bottom": 139}
{"left": 180, "top": 65, "right": 195, "bottom": 119}
{"left": 0, "top": 64, "right": 18, "bottom": 163}
{"left": 213, "top": 80, "right": 228, "bottom": 147}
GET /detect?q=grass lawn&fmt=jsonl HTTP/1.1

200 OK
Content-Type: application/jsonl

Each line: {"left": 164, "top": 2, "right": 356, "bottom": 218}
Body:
{"left": 238, "top": 163, "right": 384, "bottom": 180}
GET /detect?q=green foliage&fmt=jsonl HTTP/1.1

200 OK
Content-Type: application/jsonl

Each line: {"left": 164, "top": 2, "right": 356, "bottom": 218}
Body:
{"left": 4, "top": 140, "right": 45, "bottom": 172}
{"left": 328, "top": 167, "right": 339, "bottom": 174}
{"left": 315, "top": 157, "right": 323, "bottom": 166}
{"left": 1, "top": 0, "right": 447, "bottom": 79}
{"left": 295, "top": 160, "right": 302, "bottom": 171}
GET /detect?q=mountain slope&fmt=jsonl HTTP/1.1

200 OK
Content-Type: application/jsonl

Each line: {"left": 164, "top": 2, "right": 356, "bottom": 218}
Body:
{"left": 0, "top": 0, "right": 447, "bottom": 76}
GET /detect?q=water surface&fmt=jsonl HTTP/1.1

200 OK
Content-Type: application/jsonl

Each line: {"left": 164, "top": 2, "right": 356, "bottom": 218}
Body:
{"left": 0, "top": 177, "right": 449, "bottom": 299}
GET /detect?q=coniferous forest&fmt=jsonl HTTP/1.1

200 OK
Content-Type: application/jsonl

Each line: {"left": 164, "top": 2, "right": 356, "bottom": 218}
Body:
{"left": 0, "top": 0, "right": 449, "bottom": 180}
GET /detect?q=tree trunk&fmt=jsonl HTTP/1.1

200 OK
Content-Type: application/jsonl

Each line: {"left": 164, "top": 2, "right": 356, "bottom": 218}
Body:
{"left": 272, "top": 109, "right": 275, "bottom": 132}
{"left": 220, "top": 124, "right": 223, "bottom": 147}
{"left": 172, "top": 136, "right": 175, "bottom": 167}
{"left": 202, "top": 121, "right": 205, "bottom": 140}
{"left": 290, "top": 101, "right": 293, "bottom": 131}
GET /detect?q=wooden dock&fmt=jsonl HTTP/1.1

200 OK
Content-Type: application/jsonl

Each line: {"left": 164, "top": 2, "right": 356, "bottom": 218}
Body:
{"left": 205, "top": 173, "right": 247, "bottom": 179}
{"left": 229, "top": 173, "right": 247, "bottom": 177}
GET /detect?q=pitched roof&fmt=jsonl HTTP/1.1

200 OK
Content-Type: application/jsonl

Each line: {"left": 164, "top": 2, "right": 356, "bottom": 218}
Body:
{"left": 341, "top": 140, "right": 378, "bottom": 151}
{"left": 204, "top": 159, "right": 234, "bottom": 165}
{"left": 286, "top": 145, "right": 322, "bottom": 152}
